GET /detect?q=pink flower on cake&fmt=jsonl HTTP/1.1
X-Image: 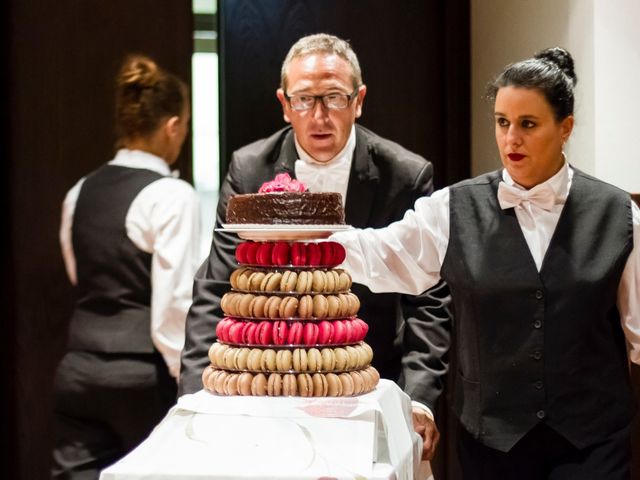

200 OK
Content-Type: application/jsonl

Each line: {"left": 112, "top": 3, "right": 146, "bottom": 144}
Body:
{"left": 258, "top": 173, "right": 308, "bottom": 193}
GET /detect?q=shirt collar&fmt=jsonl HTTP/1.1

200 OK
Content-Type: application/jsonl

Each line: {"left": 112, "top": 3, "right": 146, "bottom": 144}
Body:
{"left": 294, "top": 125, "right": 356, "bottom": 169}
{"left": 109, "top": 149, "right": 172, "bottom": 177}
{"left": 502, "top": 158, "right": 573, "bottom": 202}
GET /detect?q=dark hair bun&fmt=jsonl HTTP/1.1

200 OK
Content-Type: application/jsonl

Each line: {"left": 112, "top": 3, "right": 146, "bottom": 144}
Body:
{"left": 535, "top": 47, "right": 577, "bottom": 86}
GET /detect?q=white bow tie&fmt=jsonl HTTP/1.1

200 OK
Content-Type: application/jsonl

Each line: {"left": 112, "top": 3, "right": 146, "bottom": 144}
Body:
{"left": 295, "top": 159, "right": 350, "bottom": 190}
{"left": 497, "top": 181, "right": 556, "bottom": 211}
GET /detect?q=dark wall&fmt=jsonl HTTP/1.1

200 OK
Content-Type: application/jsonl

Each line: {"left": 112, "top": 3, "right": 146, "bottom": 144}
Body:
{"left": 3, "top": 2, "right": 192, "bottom": 478}
{"left": 219, "top": 0, "right": 470, "bottom": 190}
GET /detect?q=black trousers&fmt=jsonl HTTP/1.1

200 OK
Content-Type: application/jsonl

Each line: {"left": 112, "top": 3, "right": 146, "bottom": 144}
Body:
{"left": 52, "top": 350, "right": 177, "bottom": 479}
{"left": 457, "top": 420, "right": 632, "bottom": 480}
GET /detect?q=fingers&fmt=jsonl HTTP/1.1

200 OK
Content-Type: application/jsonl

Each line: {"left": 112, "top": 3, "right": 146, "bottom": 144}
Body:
{"left": 411, "top": 409, "right": 440, "bottom": 461}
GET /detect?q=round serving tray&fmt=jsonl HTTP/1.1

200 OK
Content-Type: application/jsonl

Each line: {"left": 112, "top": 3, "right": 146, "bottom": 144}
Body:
{"left": 220, "top": 224, "right": 352, "bottom": 241}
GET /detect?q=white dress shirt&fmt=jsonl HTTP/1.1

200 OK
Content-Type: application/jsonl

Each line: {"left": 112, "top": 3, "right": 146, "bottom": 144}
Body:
{"left": 294, "top": 126, "right": 355, "bottom": 204}
{"left": 59, "top": 148, "right": 202, "bottom": 378}
{"left": 332, "top": 162, "right": 640, "bottom": 365}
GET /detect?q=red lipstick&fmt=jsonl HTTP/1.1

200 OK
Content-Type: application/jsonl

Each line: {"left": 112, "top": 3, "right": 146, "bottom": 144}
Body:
{"left": 508, "top": 153, "right": 525, "bottom": 161}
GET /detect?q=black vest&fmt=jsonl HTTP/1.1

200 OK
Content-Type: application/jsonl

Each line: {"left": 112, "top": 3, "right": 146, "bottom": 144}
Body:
{"left": 441, "top": 168, "right": 634, "bottom": 452}
{"left": 68, "top": 164, "right": 163, "bottom": 353}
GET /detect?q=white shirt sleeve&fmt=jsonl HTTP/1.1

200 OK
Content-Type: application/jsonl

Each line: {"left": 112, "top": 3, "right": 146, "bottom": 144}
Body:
{"left": 59, "top": 178, "right": 85, "bottom": 286}
{"left": 618, "top": 201, "right": 640, "bottom": 365}
{"left": 127, "top": 177, "right": 202, "bottom": 378}
{"left": 331, "top": 187, "right": 450, "bottom": 295}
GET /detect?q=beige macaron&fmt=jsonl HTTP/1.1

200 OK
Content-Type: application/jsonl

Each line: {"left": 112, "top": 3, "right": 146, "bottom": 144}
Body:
{"left": 247, "top": 348, "right": 263, "bottom": 371}
{"left": 249, "top": 295, "right": 268, "bottom": 317}
{"left": 264, "top": 296, "right": 282, "bottom": 319}
{"left": 280, "top": 271, "right": 298, "bottom": 292}
{"left": 350, "top": 370, "right": 365, "bottom": 395}
{"left": 333, "top": 348, "right": 348, "bottom": 370}
{"left": 312, "top": 373, "right": 328, "bottom": 396}
{"left": 321, "top": 348, "right": 336, "bottom": 371}
{"left": 311, "top": 270, "right": 326, "bottom": 292}
{"left": 295, "top": 271, "right": 313, "bottom": 294}
{"left": 261, "top": 272, "right": 282, "bottom": 292}
{"left": 279, "top": 296, "right": 299, "bottom": 318}
{"left": 276, "top": 349, "right": 293, "bottom": 371}
{"left": 267, "top": 373, "right": 283, "bottom": 396}
{"left": 260, "top": 349, "right": 277, "bottom": 371}
{"left": 235, "top": 347, "right": 250, "bottom": 370}
{"left": 298, "top": 295, "right": 313, "bottom": 318}
{"left": 213, "top": 370, "right": 229, "bottom": 394}
{"left": 339, "top": 372, "right": 355, "bottom": 396}
{"left": 282, "top": 373, "right": 298, "bottom": 396}
{"left": 292, "top": 348, "right": 308, "bottom": 371}
{"left": 307, "top": 348, "right": 322, "bottom": 372}
{"left": 223, "top": 347, "right": 238, "bottom": 370}
{"left": 213, "top": 343, "right": 230, "bottom": 367}
{"left": 326, "top": 373, "right": 343, "bottom": 396}
{"left": 248, "top": 271, "right": 266, "bottom": 291}
{"left": 297, "top": 373, "right": 313, "bottom": 397}
{"left": 325, "top": 270, "right": 338, "bottom": 293}
{"left": 238, "top": 372, "right": 254, "bottom": 395}
{"left": 337, "top": 270, "right": 352, "bottom": 291}
{"left": 312, "top": 294, "right": 329, "bottom": 318}
{"left": 238, "top": 294, "right": 255, "bottom": 317}
{"left": 344, "top": 345, "right": 360, "bottom": 369}
{"left": 224, "top": 373, "right": 239, "bottom": 396}
{"left": 251, "top": 373, "right": 268, "bottom": 396}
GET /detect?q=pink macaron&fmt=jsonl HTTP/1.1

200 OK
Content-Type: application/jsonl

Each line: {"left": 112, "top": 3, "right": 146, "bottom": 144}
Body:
{"left": 273, "top": 320, "right": 288, "bottom": 345}
{"left": 332, "top": 320, "right": 347, "bottom": 344}
{"left": 306, "top": 242, "right": 322, "bottom": 266}
{"left": 317, "top": 320, "right": 334, "bottom": 344}
{"left": 303, "top": 322, "right": 319, "bottom": 345}
{"left": 235, "top": 242, "right": 250, "bottom": 264}
{"left": 245, "top": 241, "right": 261, "bottom": 265}
{"left": 319, "top": 242, "right": 334, "bottom": 266}
{"left": 216, "top": 317, "right": 233, "bottom": 341}
{"left": 228, "top": 321, "right": 245, "bottom": 344}
{"left": 244, "top": 321, "right": 258, "bottom": 344}
{"left": 271, "top": 241, "right": 291, "bottom": 266}
{"left": 342, "top": 320, "right": 355, "bottom": 343}
{"left": 355, "top": 318, "right": 369, "bottom": 339}
{"left": 349, "top": 318, "right": 364, "bottom": 341}
{"left": 330, "top": 242, "right": 346, "bottom": 265}
{"left": 287, "top": 322, "right": 303, "bottom": 345}
{"left": 256, "top": 320, "right": 273, "bottom": 345}
{"left": 256, "top": 242, "right": 274, "bottom": 266}
{"left": 291, "top": 242, "right": 307, "bottom": 266}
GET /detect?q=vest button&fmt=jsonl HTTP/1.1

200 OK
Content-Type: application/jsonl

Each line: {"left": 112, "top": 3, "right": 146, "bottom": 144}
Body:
{"left": 533, "top": 320, "right": 542, "bottom": 329}
{"left": 534, "top": 380, "right": 543, "bottom": 389}
{"left": 532, "top": 351, "right": 542, "bottom": 360}
{"left": 535, "top": 289, "right": 543, "bottom": 299}
{"left": 536, "top": 410, "right": 546, "bottom": 419}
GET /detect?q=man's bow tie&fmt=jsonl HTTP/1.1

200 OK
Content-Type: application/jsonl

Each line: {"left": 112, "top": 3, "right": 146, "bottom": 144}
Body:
{"left": 497, "top": 181, "right": 556, "bottom": 211}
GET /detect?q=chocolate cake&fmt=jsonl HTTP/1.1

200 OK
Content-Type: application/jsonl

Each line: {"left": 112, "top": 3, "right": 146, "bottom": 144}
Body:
{"left": 226, "top": 192, "right": 345, "bottom": 225}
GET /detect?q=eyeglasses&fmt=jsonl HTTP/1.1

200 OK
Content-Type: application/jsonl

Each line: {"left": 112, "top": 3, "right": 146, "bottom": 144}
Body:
{"left": 284, "top": 89, "right": 359, "bottom": 111}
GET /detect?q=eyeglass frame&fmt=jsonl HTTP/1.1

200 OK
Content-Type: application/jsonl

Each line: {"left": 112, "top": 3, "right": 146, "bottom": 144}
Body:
{"left": 283, "top": 88, "right": 360, "bottom": 111}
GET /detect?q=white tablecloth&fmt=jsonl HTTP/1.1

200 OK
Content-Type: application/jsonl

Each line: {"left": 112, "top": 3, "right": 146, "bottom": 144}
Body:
{"left": 100, "top": 379, "right": 431, "bottom": 480}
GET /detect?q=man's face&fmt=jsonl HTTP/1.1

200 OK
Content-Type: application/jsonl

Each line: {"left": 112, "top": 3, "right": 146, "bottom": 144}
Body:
{"left": 277, "top": 53, "right": 366, "bottom": 163}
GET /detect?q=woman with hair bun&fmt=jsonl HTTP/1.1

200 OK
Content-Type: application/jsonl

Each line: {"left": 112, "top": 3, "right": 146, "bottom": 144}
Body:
{"left": 52, "top": 54, "right": 200, "bottom": 478}
{"left": 332, "top": 47, "right": 639, "bottom": 478}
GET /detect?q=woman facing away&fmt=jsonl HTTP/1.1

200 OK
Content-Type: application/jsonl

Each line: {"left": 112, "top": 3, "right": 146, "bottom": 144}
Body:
{"left": 332, "top": 47, "right": 640, "bottom": 479}
{"left": 52, "top": 54, "right": 201, "bottom": 478}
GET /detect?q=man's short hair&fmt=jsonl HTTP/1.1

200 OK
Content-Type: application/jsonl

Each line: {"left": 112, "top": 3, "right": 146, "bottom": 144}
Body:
{"left": 280, "top": 33, "right": 363, "bottom": 91}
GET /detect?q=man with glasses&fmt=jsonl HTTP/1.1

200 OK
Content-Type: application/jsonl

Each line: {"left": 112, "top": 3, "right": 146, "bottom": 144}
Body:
{"left": 179, "top": 33, "right": 450, "bottom": 462}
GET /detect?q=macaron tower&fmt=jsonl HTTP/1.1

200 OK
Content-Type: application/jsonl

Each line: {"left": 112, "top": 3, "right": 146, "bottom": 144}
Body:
{"left": 202, "top": 175, "right": 380, "bottom": 397}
